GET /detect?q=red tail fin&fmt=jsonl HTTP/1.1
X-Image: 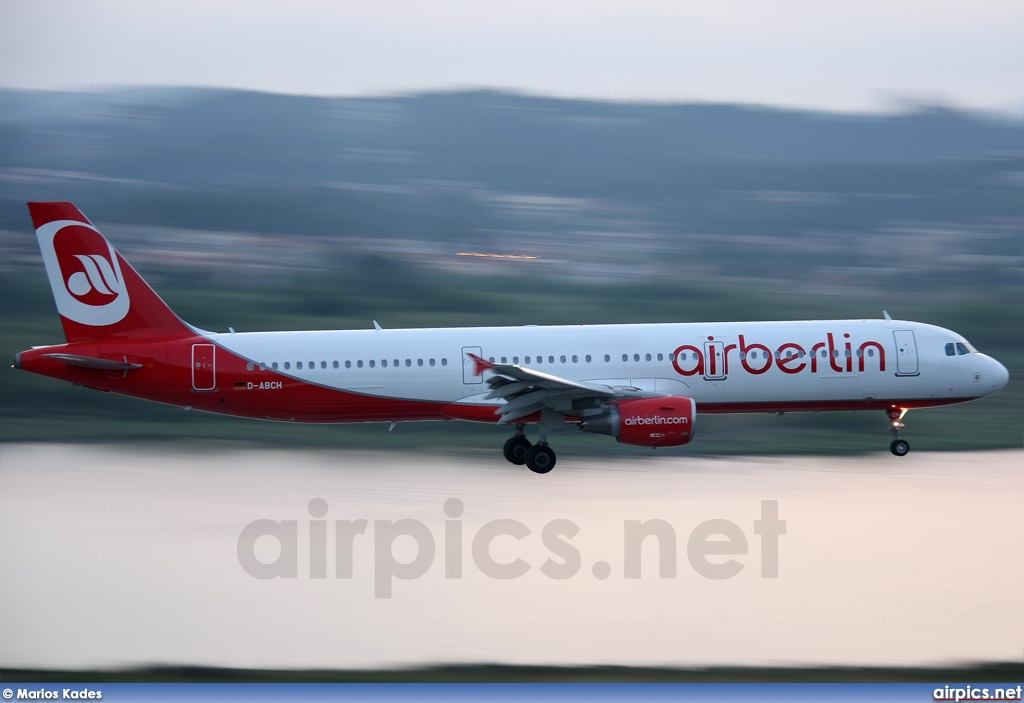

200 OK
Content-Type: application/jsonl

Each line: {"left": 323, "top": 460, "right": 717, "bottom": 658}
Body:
{"left": 28, "top": 202, "right": 193, "bottom": 343}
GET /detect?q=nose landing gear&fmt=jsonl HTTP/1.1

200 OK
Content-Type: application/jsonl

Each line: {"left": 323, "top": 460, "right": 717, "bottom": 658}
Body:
{"left": 888, "top": 407, "right": 910, "bottom": 456}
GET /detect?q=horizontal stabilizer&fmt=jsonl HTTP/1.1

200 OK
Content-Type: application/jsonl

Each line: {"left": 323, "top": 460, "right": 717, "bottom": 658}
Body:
{"left": 41, "top": 353, "right": 143, "bottom": 370}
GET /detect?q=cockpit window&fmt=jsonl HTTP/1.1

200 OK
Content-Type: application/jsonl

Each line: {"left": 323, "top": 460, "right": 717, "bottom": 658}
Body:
{"left": 947, "top": 341, "right": 975, "bottom": 356}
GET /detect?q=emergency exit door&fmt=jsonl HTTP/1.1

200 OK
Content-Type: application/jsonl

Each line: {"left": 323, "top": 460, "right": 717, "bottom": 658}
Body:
{"left": 703, "top": 341, "right": 727, "bottom": 380}
{"left": 192, "top": 343, "right": 216, "bottom": 391}
{"left": 462, "top": 346, "right": 483, "bottom": 384}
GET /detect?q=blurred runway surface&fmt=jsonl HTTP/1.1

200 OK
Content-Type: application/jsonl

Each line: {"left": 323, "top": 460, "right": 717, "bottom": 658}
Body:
{"left": 1, "top": 444, "right": 1021, "bottom": 670}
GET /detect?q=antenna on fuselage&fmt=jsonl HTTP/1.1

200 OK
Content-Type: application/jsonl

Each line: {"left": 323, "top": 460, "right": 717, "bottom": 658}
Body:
{"left": 883, "top": 311, "right": 892, "bottom": 321}
{"left": 373, "top": 320, "right": 382, "bottom": 330}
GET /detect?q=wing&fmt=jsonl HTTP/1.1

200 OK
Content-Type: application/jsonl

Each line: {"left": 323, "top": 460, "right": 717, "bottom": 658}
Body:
{"left": 468, "top": 353, "right": 665, "bottom": 424}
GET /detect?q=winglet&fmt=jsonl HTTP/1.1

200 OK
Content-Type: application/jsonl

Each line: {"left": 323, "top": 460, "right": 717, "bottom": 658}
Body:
{"left": 468, "top": 352, "right": 494, "bottom": 376}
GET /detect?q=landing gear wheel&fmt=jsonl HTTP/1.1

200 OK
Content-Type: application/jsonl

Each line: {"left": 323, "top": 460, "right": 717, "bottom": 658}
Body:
{"left": 890, "top": 439, "right": 910, "bottom": 457}
{"left": 887, "top": 407, "right": 910, "bottom": 456}
{"left": 503, "top": 435, "right": 532, "bottom": 465}
{"left": 525, "top": 444, "right": 556, "bottom": 474}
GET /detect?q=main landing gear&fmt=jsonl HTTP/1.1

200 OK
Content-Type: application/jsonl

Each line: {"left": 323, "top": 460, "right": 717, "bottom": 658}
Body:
{"left": 502, "top": 429, "right": 531, "bottom": 465}
{"left": 502, "top": 423, "right": 557, "bottom": 474}
{"left": 888, "top": 407, "right": 910, "bottom": 457}
{"left": 525, "top": 444, "right": 556, "bottom": 474}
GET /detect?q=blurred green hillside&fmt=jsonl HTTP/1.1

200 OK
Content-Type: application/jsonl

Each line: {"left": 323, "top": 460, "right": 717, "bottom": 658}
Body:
{"left": 1, "top": 88, "right": 1020, "bottom": 454}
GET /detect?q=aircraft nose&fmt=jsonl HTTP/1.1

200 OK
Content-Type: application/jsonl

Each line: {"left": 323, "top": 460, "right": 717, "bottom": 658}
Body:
{"left": 977, "top": 355, "right": 1010, "bottom": 394}
{"left": 990, "top": 357, "right": 1010, "bottom": 392}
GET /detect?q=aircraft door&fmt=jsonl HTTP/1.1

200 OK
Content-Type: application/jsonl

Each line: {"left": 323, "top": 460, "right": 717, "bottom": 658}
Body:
{"left": 192, "top": 343, "right": 216, "bottom": 391}
{"left": 462, "top": 346, "right": 483, "bottom": 384}
{"left": 893, "top": 330, "right": 919, "bottom": 376}
{"left": 703, "top": 341, "right": 727, "bottom": 380}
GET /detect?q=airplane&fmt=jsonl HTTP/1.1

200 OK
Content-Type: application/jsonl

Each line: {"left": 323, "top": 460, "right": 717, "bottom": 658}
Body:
{"left": 14, "top": 202, "right": 1010, "bottom": 473}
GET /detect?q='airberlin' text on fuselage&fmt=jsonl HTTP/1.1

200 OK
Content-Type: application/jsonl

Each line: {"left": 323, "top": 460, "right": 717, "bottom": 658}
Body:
{"left": 672, "top": 332, "right": 886, "bottom": 378}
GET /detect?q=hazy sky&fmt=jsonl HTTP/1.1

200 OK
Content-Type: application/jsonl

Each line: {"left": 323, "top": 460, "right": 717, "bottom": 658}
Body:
{"left": 1, "top": 0, "right": 1022, "bottom": 113}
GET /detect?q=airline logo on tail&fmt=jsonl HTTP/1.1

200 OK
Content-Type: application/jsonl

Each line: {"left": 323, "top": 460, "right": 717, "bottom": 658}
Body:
{"left": 36, "top": 220, "right": 130, "bottom": 326}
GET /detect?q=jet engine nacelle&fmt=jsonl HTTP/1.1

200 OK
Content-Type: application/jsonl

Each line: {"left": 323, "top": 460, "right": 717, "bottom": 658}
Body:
{"left": 580, "top": 396, "right": 696, "bottom": 447}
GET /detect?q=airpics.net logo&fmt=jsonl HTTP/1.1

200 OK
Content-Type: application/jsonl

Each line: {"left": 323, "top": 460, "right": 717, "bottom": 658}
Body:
{"left": 35, "top": 220, "right": 130, "bottom": 326}
{"left": 237, "top": 498, "right": 786, "bottom": 598}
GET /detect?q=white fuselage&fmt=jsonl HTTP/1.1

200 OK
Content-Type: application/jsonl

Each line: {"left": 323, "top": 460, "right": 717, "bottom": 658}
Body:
{"left": 211, "top": 318, "right": 1007, "bottom": 413}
